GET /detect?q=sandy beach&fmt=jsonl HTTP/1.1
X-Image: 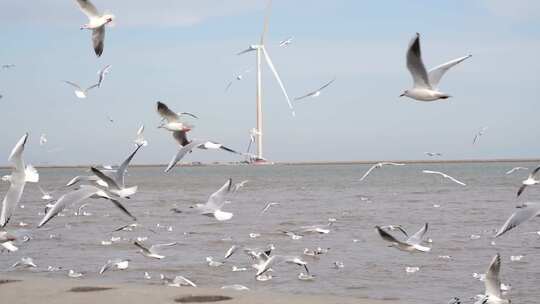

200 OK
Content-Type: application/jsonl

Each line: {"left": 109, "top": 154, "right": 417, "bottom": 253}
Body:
{"left": 0, "top": 276, "right": 399, "bottom": 304}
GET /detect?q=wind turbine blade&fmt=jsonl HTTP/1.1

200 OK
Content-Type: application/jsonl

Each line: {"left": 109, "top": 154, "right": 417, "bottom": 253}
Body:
{"left": 260, "top": 0, "right": 272, "bottom": 44}
{"left": 262, "top": 46, "right": 295, "bottom": 116}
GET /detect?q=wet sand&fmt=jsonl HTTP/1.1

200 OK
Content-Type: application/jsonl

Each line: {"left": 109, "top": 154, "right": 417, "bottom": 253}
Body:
{"left": 0, "top": 276, "right": 400, "bottom": 304}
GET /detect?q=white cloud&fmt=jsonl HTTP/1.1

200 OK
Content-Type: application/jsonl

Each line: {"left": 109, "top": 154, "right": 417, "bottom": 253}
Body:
{"left": 1, "top": 0, "right": 264, "bottom": 28}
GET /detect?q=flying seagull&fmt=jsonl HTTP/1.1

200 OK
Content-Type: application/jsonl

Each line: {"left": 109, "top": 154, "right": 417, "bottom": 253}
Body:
{"left": 473, "top": 127, "right": 488, "bottom": 145}
{"left": 0, "top": 134, "right": 39, "bottom": 227}
{"left": 425, "top": 152, "right": 442, "bottom": 157}
{"left": 2, "top": 64, "right": 15, "bottom": 69}
{"left": 37, "top": 185, "right": 135, "bottom": 228}
{"left": 96, "top": 64, "right": 112, "bottom": 88}
{"left": 359, "top": 162, "right": 405, "bottom": 181}
{"left": 375, "top": 223, "right": 431, "bottom": 252}
{"left": 279, "top": 36, "right": 293, "bottom": 47}
{"left": 260, "top": 202, "right": 280, "bottom": 215}
{"left": 39, "top": 134, "right": 47, "bottom": 146}
{"left": 164, "top": 131, "right": 240, "bottom": 173}
{"left": 477, "top": 254, "right": 511, "bottom": 304}
{"left": 505, "top": 167, "right": 528, "bottom": 175}
{"left": 225, "top": 69, "right": 250, "bottom": 92}
{"left": 99, "top": 258, "right": 129, "bottom": 274}
{"left": 134, "top": 241, "right": 177, "bottom": 259}
{"left": 400, "top": 33, "right": 471, "bottom": 101}
{"left": 64, "top": 81, "right": 98, "bottom": 99}
{"left": 294, "top": 78, "right": 336, "bottom": 101}
{"left": 516, "top": 165, "right": 540, "bottom": 197}
{"left": 255, "top": 254, "right": 310, "bottom": 277}
{"left": 0, "top": 230, "right": 18, "bottom": 252}
{"left": 422, "top": 170, "right": 466, "bottom": 186}
{"left": 156, "top": 102, "right": 197, "bottom": 136}
{"left": 75, "top": 0, "right": 115, "bottom": 57}
{"left": 192, "top": 179, "right": 234, "bottom": 221}
{"left": 495, "top": 202, "right": 540, "bottom": 237}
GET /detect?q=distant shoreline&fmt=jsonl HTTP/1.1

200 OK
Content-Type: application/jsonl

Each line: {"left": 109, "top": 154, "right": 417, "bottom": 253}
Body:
{"left": 1, "top": 158, "right": 538, "bottom": 169}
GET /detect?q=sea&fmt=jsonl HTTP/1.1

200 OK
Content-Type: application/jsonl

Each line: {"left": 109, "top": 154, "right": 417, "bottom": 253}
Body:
{"left": 1, "top": 162, "right": 539, "bottom": 304}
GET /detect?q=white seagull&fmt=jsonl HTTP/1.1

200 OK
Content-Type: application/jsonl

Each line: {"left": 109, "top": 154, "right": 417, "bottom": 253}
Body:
{"left": 96, "top": 64, "right": 112, "bottom": 88}
{"left": 156, "top": 101, "right": 196, "bottom": 134}
{"left": 11, "top": 257, "right": 37, "bottom": 268}
{"left": 232, "top": 180, "right": 249, "bottom": 193}
{"left": 134, "top": 240, "right": 178, "bottom": 259}
{"left": 99, "top": 258, "right": 129, "bottom": 274}
{"left": 359, "top": 162, "right": 405, "bottom": 181}
{"left": 1, "top": 134, "right": 39, "bottom": 227}
{"left": 400, "top": 33, "right": 471, "bottom": 101}
{"left": 192, "top": 179, "right": 234, "bottom": 221}
{"left": 495, "top": 202, "right": 540, "bottom": 237}
{"left": 294, "top": 78, "right": 336, "bottom": 101}
{"left": 375, "top": 223, "right": 431, "bottom": 252}
{"left": 473, "top": 127, "right": 488, "bottom": 145}
{"left": 37, "top": 185, "right": 135, "bottom": 228}
{"left": 39, "top": 134, "right": 47, "bottom": 146}
{"left": 0, "top": 230, "right": 18, "bottom": 252}
{"left": 134, "top": 124, "right": 148, "bottom": 147}
{"left": 425, "top": 152, "right": 442, "bottom": 157}
{"left": 516, "top": 165, "right": 540, "bottom": 197}
{"left": 75, "top": 0, "right": 115, "bottom": 57}
{"left": 505, "top": 167, "right": 528, "bottom": 175}
{"left": 477, "top": 254, "right": 510, "bottom": 304}
{"left": 225, "top": 69, "right": 250, "bottom": 91}
{"left": 64, "top": 81, "right": 98, "bottom": 99}
{"left": 279, "top": 36, "right": 293, "bottom": 47}
{"left": 38, "top": 186, "right": 54, "bottom": 201}
{"left": 260, "top": 202, "right": 280, "bottom": 215}
{"left": 255, "top": 255, "right": 310, "bottom": 277}
{"left": 422, "top": 170, "right": 466, "bottom": 186}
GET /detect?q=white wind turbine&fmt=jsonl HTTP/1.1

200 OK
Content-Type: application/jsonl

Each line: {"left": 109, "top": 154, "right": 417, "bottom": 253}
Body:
{"left": 237, "top": 0, "right": 295, "bottom": 163}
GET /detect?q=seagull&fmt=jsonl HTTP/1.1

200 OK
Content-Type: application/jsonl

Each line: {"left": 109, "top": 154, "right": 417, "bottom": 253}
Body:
{"left": 516, "top": 165, "right": 540, "bottom": 197}
{"left": 134, "top": 125, "right": 148, "bottom": 147}
{"left": 225, "top": 69, "right": 250, "bottom": 91}
{"left": 39, "top": 134, "right": 47, "bottom": 146}
{"left": 495, "top": 202, "right": 540, "bottom": 237}
{"left": 379, "top": 225, "right": 410, "bottom": 238}
{"left": 99, "top": 258, "right": 129, "bottom": 274}
{"left": 236, "top": 45, "right": 257, "bottom": 56}
{"left": 255, "top": 255, "right": 310, "bottom": 277}
{"left": 65, "top": 175, "right": 107, "bottom": 188}
{"left": 1, "top": 133, "right": 39, "bottom": 227}
{"left": 232, "top": 180, "right": 249, "bottom": 193}
{"left": 477, "top": 254, "right": 511, "bottom": 304}
{"left": 160, "top": 274, "right": 197, "bottom": 287}
{"left": 38, "top": 186, "right": 54, "bottom": 201}
{"left": 224, "top": 244, "right": 239, "bottom": 260}
{"left": 422, "top": 170, "right": 466, "bottom": 186}
{"left": 400, "top": 33, "right": 471, "bottom": 101}
{"left": 299, "top": 220, "right": 335, "bottom": 234}
{"left": 505, "top": 167, "right": 528, "bottom": 175}
{"left": 133, "top": 241, "right": 177, "bottom": 259}
{"left": 11, "top": 257, "right": 37, "bottom": 268}
{"left": 375, "top": 223, "right": 431, "bottom": 252}
{"left": 281, "top": 230, "right": 303, "bottom": 240}
{"left": 37, "top": 185, "right": 136, "bottom": 228}
{"left": 473, "top": 127, "right": 489, "bottom": 145}
{"left": 192, "top": 179, "right": 234, "bottom": 221}
{"left": 75, "top": 0, "right": 115, "bottom": 57}
{"left": 359, "top": 162, "right": 405, "bottom": 181}
{"left": 156, "top": 102, "right": 196, "bottom": 135}
{"left": 68, "top": 269, "right": 84, "bottom": 278}
{"left": 294, "top": 78, "right": 336, "bottom": 101}
{"left": 96, "top": 64, "right": 112, "bottom": 88}
{"left": 0, "top": 230, "right": 18, "bottom": 252}
{"left": 164, "top": 131, "right": 240, "bottom": 173}
{"left": 425, "top": 152, "right": 442, "bottom": 157}
{"left": 279, "top": 36, "right": 293, "bottom": 47}
{"left": 2, "top": 64, "right": 15, "bottom": 69}
{"left": 260, "top": 202, "right": 280, "bottom": 215}
{"left": 64, "top": 81, "right": 98, "bottom": 99}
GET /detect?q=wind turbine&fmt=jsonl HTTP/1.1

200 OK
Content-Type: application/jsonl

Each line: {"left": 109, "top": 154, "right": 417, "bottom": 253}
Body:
{"left": 237, "top": 0, "right": 295, "bottom": 163}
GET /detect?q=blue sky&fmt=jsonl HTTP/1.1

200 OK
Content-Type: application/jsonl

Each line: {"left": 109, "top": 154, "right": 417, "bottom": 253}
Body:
{"left": 0, "top": 0, "right": 539, "bottom": 165}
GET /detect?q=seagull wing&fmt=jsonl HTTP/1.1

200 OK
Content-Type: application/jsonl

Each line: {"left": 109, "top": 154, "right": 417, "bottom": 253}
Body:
{"left": 375, "top": 226, "right": 406, "bottom": 245}
{"left": 115, "top": 144, "right": 143, "bottom": 187}
{"left": 428, "top": 55, "right": 471, "bottom": 89}
{"left": 75, "top": 0, "right": 100, "bottom": 19}
{"left": 172, "top": 130, "right": 190, "bottom": 146}
{"left": 8, "top": 133, "right": 28, "bottom": 172}
{"left": 406, "top": 223, "right": 428, "bottom": 245}
{"left": 530, "top": 165, "right": 540, "bottom": 179}
{"left": 90, "top": 167, "right": 120, "bottom": 190}
{"left": 516, "top": 184, "right": 527, "bottom": 197}
{"left": 359, "top": 164, "right": 378, "bottom": 181}
{"left": 444, "top": 174, "right": 466, "bottom": 186}
{"left": 206, "top": 179, "right": 232, "bottom": 211}
{"left": 406, "top": 33, "right": 431, "bottom": 89}
{"left": 179, "top": 112, "right": 199, "bottom": 119}
{"left": 0, "top": 181, "right": 26, "bottom": 227}
{"left": 164, "top": 140, "right": 205, "bottom": 173}
{"left": 484, "top": 254, "right": 502, "bottom": 299}
{"left": 134, "top": 241, "right": 153, "bottom": 255}
{"left": 157, "top": 102, "right": 179, "bottom": 122}
{"left": 64, "top": 81, "right": 83, "bottom": 91}
{"left": 495, "top": 203, "right": 540, "bottom": 237}
{"left": 92, "top": 26, "right": 105, "bottom": 57}
{"left": 317, "top": 77, "right": 336, "bottom": 91}
{"left": 294, "top": 91, "right": 316, "bottom": 101}
{"left": 38, "top": 185, "right": 101, "bottom": 227}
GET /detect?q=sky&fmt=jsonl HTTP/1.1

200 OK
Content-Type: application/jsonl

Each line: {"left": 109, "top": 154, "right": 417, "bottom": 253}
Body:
{"left": 0, "top": 0, "right": 539, "bottom": 166}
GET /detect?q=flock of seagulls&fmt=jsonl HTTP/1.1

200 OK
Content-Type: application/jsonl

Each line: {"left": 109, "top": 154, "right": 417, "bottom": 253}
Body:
{"left": 0, "top": 1, "right": 537, "bottom": 304}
